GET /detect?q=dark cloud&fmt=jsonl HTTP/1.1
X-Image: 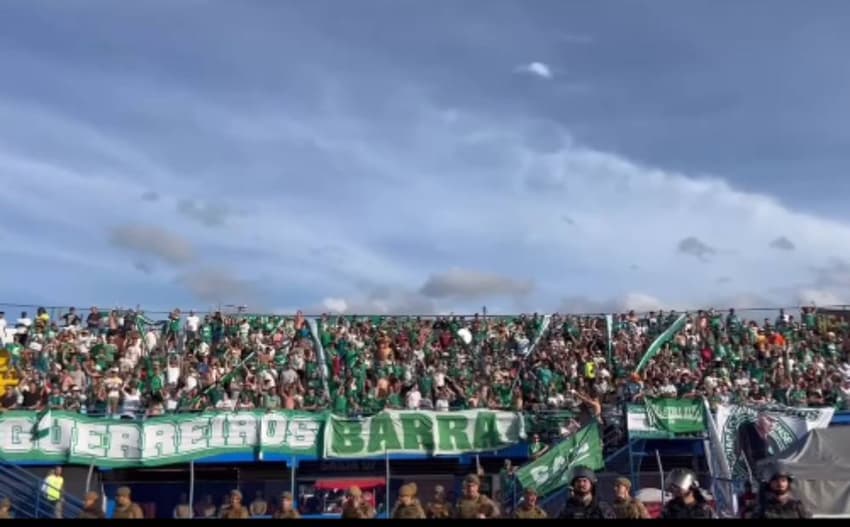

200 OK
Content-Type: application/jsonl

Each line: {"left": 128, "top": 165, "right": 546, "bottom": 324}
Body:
{"left": 177, "top": 199, "right": 231, "bottom": 227}
{"left": 133, "top": 261, "right": 154, "bottom": 274}
{"left": 768, "top": 236, "right": 795, "bottom": 251}
{"left": 140, "top": 191, "right": 160, "bottom": 202}
{"left": 419, "top": 268, "right": 533, "bottom": 299}
{"left": 558, "top": 293, "right": 663, "bottom": 314}
{"left": 629, "top": 264, "right": 639, "bottom": 271}
{"left": 561, "top": 214, "right": 576, "bottom": 225}
{"left": 717, "top": 276, "right": 732, "bottom": 284}
{"left": 109, "top": 224, "right": 195, "bottom": 265}
{"left": 177, "top": 268, "right": 259, "bottom": 306}
{"left": 812, "top": 259, "right": 850, "bottom": 288}
{"left": 677, "top": 236, "right": 716, "bottom": 261}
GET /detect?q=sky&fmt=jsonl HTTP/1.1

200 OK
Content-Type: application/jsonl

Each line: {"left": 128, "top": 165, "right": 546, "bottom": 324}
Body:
{"left": 2, "top": 0, "right": 850, "bottom": 316}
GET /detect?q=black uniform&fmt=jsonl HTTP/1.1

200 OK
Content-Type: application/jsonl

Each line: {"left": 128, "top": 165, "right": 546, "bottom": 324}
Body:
{"left": 558, "top": 495, "right": 616, "bottom": 519}
{"left": 758, "top": 495, "right": 811, "bottom": 519}
{"left": 662, "top": 497, "right": 715, "bottom": 519}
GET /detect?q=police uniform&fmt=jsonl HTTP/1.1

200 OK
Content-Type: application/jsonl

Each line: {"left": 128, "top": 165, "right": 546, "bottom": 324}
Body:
{"left": 558, "top": 466, "right": 616, "bottom": 519}
{"left": 273, "top": 492, "right": 301, "bottom": 519}
{"left": 660, "top": 469, "right": 715, "bottom": 520}
{"left": 662, "top": 497, "right": 714, "bottom": 519}
{"left": 758, "top": 471, "right": 811, "bottom": 519}
{"left": 341, "top": 487, "right": 376, "bottom": 519}
{"left": 426, "top": 487, "right": 453, "bottom": 519}
{"left": 112, "top": 487, "right": 144, "bottom": 519}
{"left": 513, "top": 489, "right": 546, "bottom": 519}
{"left": 612, "top": 477, "right": 649, "bottom": 519}
{"left": 78, "top": 492, "right": 105, "bottom": 519}
{"left": 758, "top": 496, "right": 811, "bottom": 519}
{"left": 455, "top": 475, "right": 499, "bottom": 519}
{"left": 392, "top": 484, "right": 426, "bottom": 519}
{"left": 0, "top": 498, "right": 12, "bottom": 519}
{"left": 221, "top": 490, "right": 249, "bottom": 519}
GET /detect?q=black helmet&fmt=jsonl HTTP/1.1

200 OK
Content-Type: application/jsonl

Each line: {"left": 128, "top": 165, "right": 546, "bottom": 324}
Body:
{"left": 571, "top": 466, "right": 598, "bottom": 485}
{"left": 769, "top": 470, "right": 794, "bottom": 483}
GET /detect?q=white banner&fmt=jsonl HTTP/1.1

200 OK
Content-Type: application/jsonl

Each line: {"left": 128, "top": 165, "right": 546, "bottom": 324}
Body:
{"left": 715, "top": 404, "right": 834, "bottom": 480}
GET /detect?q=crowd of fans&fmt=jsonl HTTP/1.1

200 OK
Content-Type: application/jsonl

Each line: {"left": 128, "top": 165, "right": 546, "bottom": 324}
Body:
{"left": 0, "top": 304, "right": 849, "bottom": 422}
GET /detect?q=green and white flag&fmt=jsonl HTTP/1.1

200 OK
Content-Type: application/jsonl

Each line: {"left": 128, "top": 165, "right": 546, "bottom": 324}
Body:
{"left": 516, "top": 422, "right": 604, "bottom": 497}
{"left": 627, "top": 399, "right": 707, "bottom": 438}
{"left": 0, "top": 410, "right": 324, "bottom": 468}
{"left": 323, "top": 410, "right": 525, "bottom": 459}
{"left": 634, "top": 314, "right": 687, "bottom": 373}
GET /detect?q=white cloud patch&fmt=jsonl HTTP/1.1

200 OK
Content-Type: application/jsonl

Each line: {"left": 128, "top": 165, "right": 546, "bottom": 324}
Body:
{"left": 177, "top": 199, "right": 231, "bottom": 228}
{"left": 516, "top": 62, "right": 553, "bottom": 79}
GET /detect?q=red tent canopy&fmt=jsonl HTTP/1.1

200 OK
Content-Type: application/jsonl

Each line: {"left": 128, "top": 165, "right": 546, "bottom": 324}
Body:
{"left": 313, "top": 478, "right": 386, "bottom": 491}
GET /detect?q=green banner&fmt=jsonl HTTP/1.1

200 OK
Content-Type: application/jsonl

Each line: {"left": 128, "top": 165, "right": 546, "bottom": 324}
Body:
{"left": 0, "top": 411, "right": 324, "bottom": 468}
{"left": 644, "top": 398, "right": 706, "bottom": 434}
{"left": 627, "top": 400, "right": 707, "bottom": 439}
{"left": 634, "top": 314, "right": 687, "bottom": 373}
{"left": 323, "top": 410, "right": 525, "bottom": 458}
{"left": 515, "top": 422, "right": 604, "bottom": 497}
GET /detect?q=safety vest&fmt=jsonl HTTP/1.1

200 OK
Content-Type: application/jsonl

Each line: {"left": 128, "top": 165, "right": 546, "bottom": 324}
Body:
{"left": 44, "top": 475, "right": 63, "bottom": 501}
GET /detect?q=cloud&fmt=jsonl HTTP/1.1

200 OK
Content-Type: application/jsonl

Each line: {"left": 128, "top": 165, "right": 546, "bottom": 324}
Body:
{"left": 140, "top": 191, "right": 159, "bottom": 202}
{"left": 177, "top": 268, "right": 259, "bottom": 306}
{"left": 717, "top": 276, "right": 732, "bottom": 284}
{"left": 677, "top": 236, "right": 716, "bottom": 261}
{"left": 310, "top": 287, "right": 438, "bottom": 315}
{"left": 419, "top": 268, "right": 534, "bottom": 299}
{"left": 559, "top": 292, "right": 665, "bottom": 314}
{"left": 768, "top": 236, "right": 795, "bottom": 251}
{"left": 516, "top": 62, "right": 553, "bottom": 80}
{"left": 109, "top": 225, "right": 195, "bottom": 266}
{"left": 177, "top": 199, "right": 231, "bottom": 227}
{"left": 133, "top": 261, "right": 154, "bottom": 274}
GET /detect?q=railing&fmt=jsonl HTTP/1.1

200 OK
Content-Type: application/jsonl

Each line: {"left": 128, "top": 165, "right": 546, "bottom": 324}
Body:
{"left": 0, "top": 463, "right": 85, "bottom": 519}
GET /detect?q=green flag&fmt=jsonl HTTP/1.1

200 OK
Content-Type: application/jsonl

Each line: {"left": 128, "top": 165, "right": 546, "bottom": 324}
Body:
{"left": 643, "top": 398, "right": 706, "bottom": 435}
{"left": 516, "top": 421, "right": 604, "bottom": 497}
{"left": 634, "top": 314, "right": 687, "bottom": 373}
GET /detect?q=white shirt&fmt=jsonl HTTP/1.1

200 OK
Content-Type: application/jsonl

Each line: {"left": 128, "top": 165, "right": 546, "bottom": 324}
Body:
{"left": 406, "top": 388, "right": 421, "bottom": 410}
{"left": 186, "top": 315, "right": 200, "bottom": 332}
{"left": 0, "top": 318, "right": 6, "bottom": 345}
{"left": 435, "top": 398, "right": 449, "bottom": 411}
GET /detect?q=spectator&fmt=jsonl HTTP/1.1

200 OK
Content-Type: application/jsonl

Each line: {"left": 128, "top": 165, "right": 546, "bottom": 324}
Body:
{"left": 341, "top": 486, "right": 375, "bottom": 519}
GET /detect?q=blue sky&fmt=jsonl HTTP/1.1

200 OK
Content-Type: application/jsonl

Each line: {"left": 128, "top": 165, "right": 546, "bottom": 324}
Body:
{"left": 2, "top": 0, "right": 850, "bottom": 315}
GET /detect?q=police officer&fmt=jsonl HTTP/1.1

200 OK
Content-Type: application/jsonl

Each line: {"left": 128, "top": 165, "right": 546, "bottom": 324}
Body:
{"left": 757, "top": 470, "right": 811, "bottom": 519}
{"left": 0, "top": 497, "right": 13, "bottom": 519}
{"left": 661, "top": 469, "right": 715, "bottom": 519}
{"left": 558, "top": 466, "right": 616, "bottom": 519}
{"left": 513, "top": 487, "right": 547, "bottom": 519}
{"left": 273, "top": 492, "right": 301, "bottom": 519}
{"left": 455, "top": 474, "right": 500, "bottom": 519}
{"left": 393, "top": 484, "right": 426, "bottom": 519}
{"left": 78, "top": 491, "right": 105, "bottom": 519}
{"left": 612, "top": 477, "right": 650, "bottom": 519}
{"left": 112, "top": 487, "right": 144, "bottom": 519}
{"left": 341, "top": 486, "right": 375, "bottom": 519}
{"left": 221, "top": 490, "right": 250, "bottom": 519}
{"left": 425, "top": 485, "right": 453, "bottom": 519}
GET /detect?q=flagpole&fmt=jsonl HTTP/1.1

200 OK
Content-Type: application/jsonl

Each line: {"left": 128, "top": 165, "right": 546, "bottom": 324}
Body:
{"left": 189, "top": 461, "right": 195, "bottom": 517}
{"left": 655, "top": 450, "right": 665, "bottom": 506}
{"left": 385, "top": 447, "right": 390, "bottom": 518}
